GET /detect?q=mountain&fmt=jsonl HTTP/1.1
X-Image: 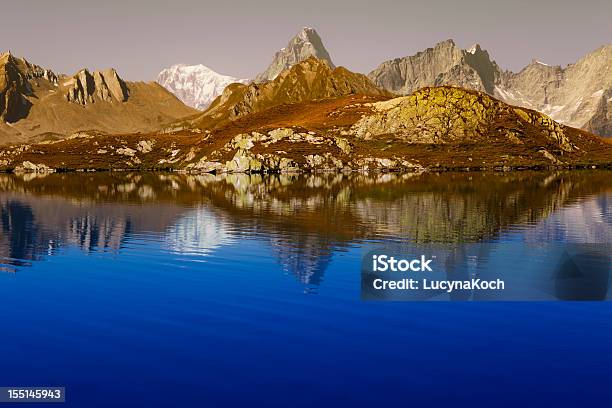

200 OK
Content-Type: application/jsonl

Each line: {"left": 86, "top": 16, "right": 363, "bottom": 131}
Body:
{"left": 64, "top": 68, "right": 129, "bottom": 105}
{"left": 254, "top": 27, "right": 334, "bottom": 83}
{"left": 156, "top": 64, "right": 248, "bottom": 110}
{"left": 0, "top": 51, "right": 197, "bottom": 144}
{"left": 188, "top": 57, "right": 390, "bottom": 129}
{"left": 585, "top": 89, "right": 612, "bottom": 136}
{"left": 351, "top": 87, "right": 575, "bottom": 149}
{"left": 368, "top": 41, "right": 612, "bottom": 137}
{"left": 368, "top": 40, "right": 503, "bottom": 95}
{"left": 1, "top": 42, "right": 610, "bottom": 173}
{"left": 498, "top": 45, "right": 612, "bottom": 136}
{"left": 1, "top": 51, "right": 58, "bottom": 123}
{"left": 3, "top": 85, "right": 610, "bottom": 173}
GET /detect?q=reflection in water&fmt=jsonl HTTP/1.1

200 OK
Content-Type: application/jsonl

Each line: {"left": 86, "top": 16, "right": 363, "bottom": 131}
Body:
{"left": 0, "top": 171, "right": 610, "bottom": 289}
{"left": 527, "top": 195, "right": 612, "bottom": 243}
{"left": 270, "top": 234, "right": 333, "bottom": 288}
{"left": 166, "top": 207, "right": 233, "bottom": 257}
{"left": 1, "top": 201, "right": 44, "bottom": 268}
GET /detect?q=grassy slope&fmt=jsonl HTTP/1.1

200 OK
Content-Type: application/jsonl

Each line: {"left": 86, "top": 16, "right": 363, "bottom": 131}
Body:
{"left": 0, "top": 76, "right": 197, "bottom": 144}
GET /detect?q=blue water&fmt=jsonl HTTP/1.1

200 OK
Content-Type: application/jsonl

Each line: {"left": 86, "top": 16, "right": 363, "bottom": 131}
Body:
{"left": 0, "top": 171, "right": 611, "bottom": 406}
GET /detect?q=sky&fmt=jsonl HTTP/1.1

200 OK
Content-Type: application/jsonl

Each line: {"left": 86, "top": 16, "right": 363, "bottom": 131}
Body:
{"left": 2, "top": 0, "right": 610, "bottom": 81}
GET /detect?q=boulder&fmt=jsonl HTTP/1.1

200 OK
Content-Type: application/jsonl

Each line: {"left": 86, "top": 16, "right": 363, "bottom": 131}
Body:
{"left": 334, "top": 137, "right": 352, "bottom": 154}
{"left": 305, "top": 153, "right": 343, "bottom": 170}
{"left": 193, "top": 158, "right": 224, "bottom": 173}
{"left": 137, "top": 140, "right": 154, "bottom": 153}
{"left": 225, "top": 149, "right": 263, "bottom": 173}
{"left": 268, "top": 128, "right": 294, "bottom": 142}
{"left": 14, "top": 161, "right": 55, "bottom": 173}
{"left": 116, "top": 147, "right": 136, "bottom": 157}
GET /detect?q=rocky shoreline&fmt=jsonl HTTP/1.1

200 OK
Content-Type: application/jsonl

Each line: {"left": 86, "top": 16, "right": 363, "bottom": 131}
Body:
{"left": 2, "top": 158, "right": 609, "bottom": 175}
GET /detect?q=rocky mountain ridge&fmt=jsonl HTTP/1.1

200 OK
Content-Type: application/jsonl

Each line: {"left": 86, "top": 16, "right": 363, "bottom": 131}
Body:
{"left": 1, "top": 37, "right": 610, "bottom": 174}
{"left": 187, "top": 57, "right": 390, "bottom": 130}
{"left": 585, "top": 88, "right": 612, "bottom": 136}
{"left": 1, "top": 52, "right": 58, "bottom": 122}
{"left": 0, "top": 52, "right": 197, "bottom": 144}
{"left": 254, "top": 27, "right": 334, "bottom": 83}
{"left": 64, "top": 68, "right": 129, "bottom": 105}
{"left": 368, "top": 40, "right": 503, "bottom": 95}
{"left": 499, "top": 45, "right": 611, "bottom": 136}
{"left": 157, "top": 30, "right": 609, "bottom": 136}
{"left": 368, "top": 41, "right": 612, "bottom": 137}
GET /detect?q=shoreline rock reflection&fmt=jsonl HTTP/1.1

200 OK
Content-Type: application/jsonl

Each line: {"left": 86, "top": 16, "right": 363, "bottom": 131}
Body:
{"left": 0, "top": 171, "right": 610, "bottom": 289}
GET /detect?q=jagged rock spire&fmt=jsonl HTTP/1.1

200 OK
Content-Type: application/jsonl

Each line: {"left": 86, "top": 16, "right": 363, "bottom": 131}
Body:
{"left": 65, "top": 68, "right": 129, "bottom": 105}
{"left": 254, "top": 27, "right": 334, "bottom": 83}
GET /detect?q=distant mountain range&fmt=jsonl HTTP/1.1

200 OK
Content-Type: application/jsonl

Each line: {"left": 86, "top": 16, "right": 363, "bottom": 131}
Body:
{"left": 156, "top": 27, "right": 335, "bottom": 110}
{"left": 368, "top": 40, "right": 612, "bottom": 137}
{"left": 0, "top": 51, "right": 196, "bottom": 144}
{"left": 0, "top": 27, "right": 610, "bottom": 174}
{"left": 3, "top": 57, "right": 610, "bottom": 173}
{"left": 156, "top": 28, "right": 610, "bottom": 137}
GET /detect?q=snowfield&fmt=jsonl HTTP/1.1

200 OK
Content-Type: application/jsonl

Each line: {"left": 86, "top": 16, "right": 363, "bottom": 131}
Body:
{"left": 157, "top": 64, "right": 249, "bottom": 110}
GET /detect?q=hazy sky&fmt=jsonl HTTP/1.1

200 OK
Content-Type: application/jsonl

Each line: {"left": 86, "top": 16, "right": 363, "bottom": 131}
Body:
{"left": 2, "top": 0, "right": 610, "bottom": 80}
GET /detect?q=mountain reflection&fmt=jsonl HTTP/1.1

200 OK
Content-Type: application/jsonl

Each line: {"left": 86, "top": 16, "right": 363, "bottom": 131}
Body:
{"left": 1, "top": 201, "right": 45, "bottom": 267}
{"left": 270, "top": 234, "right": 333, "bottom": 288}
{"left": 166, "top": 207, "right": 233, "bottom": 256}
{"left": 0, "top": 171, "right": 610, "bottom": 287}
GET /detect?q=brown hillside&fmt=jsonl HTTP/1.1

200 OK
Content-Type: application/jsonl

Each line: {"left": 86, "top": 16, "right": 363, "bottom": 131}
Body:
{"left": 0, "top": 52, "right": 197, "bottom": 145}
{"left": 2, "top": 88, "right": 611, "bottom": 173}
{"left": 185, "top": 57, "right": 392, "bottom": 130}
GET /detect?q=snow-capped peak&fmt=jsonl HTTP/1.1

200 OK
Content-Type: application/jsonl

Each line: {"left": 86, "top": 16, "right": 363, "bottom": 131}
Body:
{"left": 157, "top": 64, "right": 248, "bottom": 110}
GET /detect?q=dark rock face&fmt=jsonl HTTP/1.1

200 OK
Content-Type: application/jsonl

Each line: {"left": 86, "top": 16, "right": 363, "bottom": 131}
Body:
{"left": 461, "top": 44, "right": 500, "bottom": 93}
{"left": 1, "top": 83, "right": 31, "bottom": 123}
{"left": 0, "top": 52, "right": 54, "bottom": 122}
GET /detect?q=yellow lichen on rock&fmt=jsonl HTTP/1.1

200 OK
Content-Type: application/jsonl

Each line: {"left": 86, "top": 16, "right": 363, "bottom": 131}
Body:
{"left": 513, "top": 108, "right": 575, "bottom": 152}
{"left": 353, "top": 87, "right": 499, "bottom": 142}
{"left": 353, "top": 86, "right": 578, "bottom": 152}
